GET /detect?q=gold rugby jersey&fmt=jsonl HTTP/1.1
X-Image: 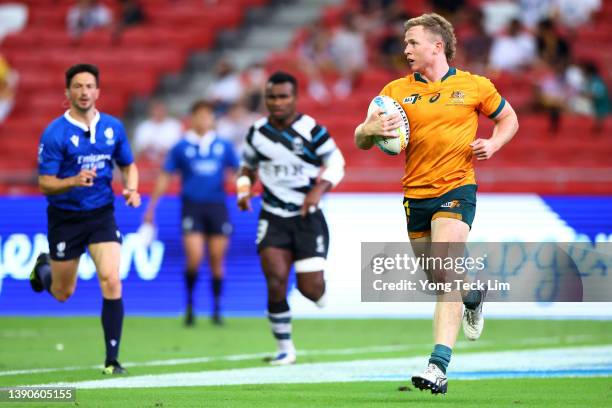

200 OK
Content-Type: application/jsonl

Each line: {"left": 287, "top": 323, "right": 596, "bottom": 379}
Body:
{"left": 380, "top": 67, "right": 505, "bottom": 199}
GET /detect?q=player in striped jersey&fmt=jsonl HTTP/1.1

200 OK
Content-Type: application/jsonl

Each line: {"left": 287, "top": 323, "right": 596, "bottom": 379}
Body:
{"left": 237, "top": 72, "right": 345, "bottom": 365}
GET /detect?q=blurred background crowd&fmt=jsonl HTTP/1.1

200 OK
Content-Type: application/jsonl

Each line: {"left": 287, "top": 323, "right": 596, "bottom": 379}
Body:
{"left": 0, "top": 0, "right": 610, "bottom": 195}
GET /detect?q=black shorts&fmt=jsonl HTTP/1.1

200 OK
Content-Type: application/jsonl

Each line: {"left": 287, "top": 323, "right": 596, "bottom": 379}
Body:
{"left": 256, "top": 209, "right": 329, "bottom": 271}
{"left": 181, "top": 199, "right": 232, "bottom": 236}
{"left": 47, "top": 203, "right": 121, "bottom": 261}
{"left": 403, "top": 184, "right": 477, "bottom": 239}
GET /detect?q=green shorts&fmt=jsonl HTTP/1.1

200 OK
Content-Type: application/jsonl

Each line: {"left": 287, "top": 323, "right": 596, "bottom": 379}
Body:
{"left": 403, "top": 184, "right": 477, "bottom": 239}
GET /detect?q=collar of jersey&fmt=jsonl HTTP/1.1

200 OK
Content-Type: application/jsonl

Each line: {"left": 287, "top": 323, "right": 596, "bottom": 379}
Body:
{"left": 185, "top": 130, "right": 216, "bottom": 156}
{"left": 63, "top": 110, "right": 100, "bottom": 144}
{"left": 414, "top": 67, "right": 456, "bottom": 84}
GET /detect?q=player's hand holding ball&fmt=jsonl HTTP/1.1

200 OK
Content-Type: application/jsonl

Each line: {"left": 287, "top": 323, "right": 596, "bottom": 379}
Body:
{"left": 365, "top": 96, "right": 409, "bottom": 155}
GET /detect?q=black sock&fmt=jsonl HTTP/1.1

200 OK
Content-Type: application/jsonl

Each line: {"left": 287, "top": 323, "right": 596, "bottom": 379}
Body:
{"left": 101, "top": 298, "right": 124, "bottom": 366}
{"left": 185, "top": 270, "right": 197, "bottom": 307}
{"left": 268, "top": 299, "right": 289, "bottom": 314}
{"left": 38, "top": 263, "right": 52, "bottom": 292}
{"left": 212, "top": 277, "right": 222, "bottom": 313}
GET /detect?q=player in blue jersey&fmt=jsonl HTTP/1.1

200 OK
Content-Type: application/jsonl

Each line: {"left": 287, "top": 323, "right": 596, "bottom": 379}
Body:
{"left": 143, "top": 100, "right": 239, "bottom": 326}
{"left": 30, "top": 63, "right": 141, "bottom": 375}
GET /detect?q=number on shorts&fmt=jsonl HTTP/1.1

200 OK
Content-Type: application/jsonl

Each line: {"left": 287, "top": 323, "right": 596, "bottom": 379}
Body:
{"left": 255, "top": 219, "right": 269, "bottom": 244}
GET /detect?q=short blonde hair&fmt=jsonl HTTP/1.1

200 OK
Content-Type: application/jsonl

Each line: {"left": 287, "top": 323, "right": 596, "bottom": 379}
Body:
{"left": 404, "top": 13, "right": 457, "bottom": 61}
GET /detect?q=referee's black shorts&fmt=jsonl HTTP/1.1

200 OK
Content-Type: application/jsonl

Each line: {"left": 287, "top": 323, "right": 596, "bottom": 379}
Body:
{"left": 47, "top": 203, "right": 121, "bottom": 261}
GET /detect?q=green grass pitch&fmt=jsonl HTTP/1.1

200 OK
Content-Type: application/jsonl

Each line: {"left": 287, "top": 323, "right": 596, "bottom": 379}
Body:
{"left": 0, "top": 317, "right": 610, "bottom": 407}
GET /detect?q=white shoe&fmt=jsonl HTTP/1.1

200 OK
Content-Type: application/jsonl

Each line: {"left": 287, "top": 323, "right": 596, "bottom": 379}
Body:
{"left": 462, "top": 287, "right": 487, "bottom": 341}
{"left": 269, "top": 351, "right": 296, "bottom": 366}
{"left": 411, "top": 363, "right": 448, "bottom": 394}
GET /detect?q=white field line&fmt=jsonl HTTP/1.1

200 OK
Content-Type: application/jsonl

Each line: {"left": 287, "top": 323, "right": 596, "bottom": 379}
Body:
{"left": 36, "top": 345, "right": 612, "bottom": 389}
{"left": 0, "top": 334, "right": 595, "bottom": 377}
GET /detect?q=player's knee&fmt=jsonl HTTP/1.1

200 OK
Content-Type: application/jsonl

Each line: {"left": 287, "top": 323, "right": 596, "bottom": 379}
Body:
{"left": 53, "top": 286, "right": 75, "bottom": 302}
{"left": 100, "top": 275, "right": 122, "bottom": 295}
{"left": 297, "top": 277, "right": 325, "bottom": 301}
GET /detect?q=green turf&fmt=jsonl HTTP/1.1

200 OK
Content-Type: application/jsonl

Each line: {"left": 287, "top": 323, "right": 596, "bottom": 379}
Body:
{"left": 0, "top": 317, "right": 610, "bottom": 407}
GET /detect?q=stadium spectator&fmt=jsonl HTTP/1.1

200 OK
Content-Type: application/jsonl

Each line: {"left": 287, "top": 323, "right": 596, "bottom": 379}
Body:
{"left": 143, "top": 100, "right": 239, "bottom": 326}
{"left": 488, "top": 18, "right": 536, "bottom": 73}
{"left": 376, "top": 7, "right": 411, "bottom": 72}
{"left": 298, "top": 21, "right": 335, "bottom": 103}
{"left": 551, "top": 0, "right": 601, "bottom": 29}
{"left": 533, "top": 63, "right": 570, "bottom": 132}
{"left": 240, "top": 62, "right": 267, "bottom": 112}
{"left": 133, "top": 100, "right": 183, "bottom": 164}
{"left": 430, "top": 0, "right": 466, "bottom": 21}
{"left": 329, "top": 12, "right": 368, "bottom": 98}
{"left": 66, "top": 0, "right": 113, "bottom": 38}
{"left": 535, "top": 18, "right": 570, "bottom": 67}
{"left": 216, "top": 101, "right": 259, "bottom": 154}
{"left": 582, "top": 62, "right": 611, "bottom": 133}
{"left": 458, "top": 8, "right": 492, "bottom": 75}
{"left": 519, "top": 0, "right": 554, "bottom": 29}
{"left": 113, "top": 0, "right": 146, "bottom": 39}
{"left": 30, "top": 63, "right": 140, "bottom": 375}
{"left": 0, "top": 54, "right": 17, "bottom": 123}
{"left": 206, "top": 59, "right": 243, "bottom": 115}
{"left": 237, "top": 72, "right": 345, "bottom": 366}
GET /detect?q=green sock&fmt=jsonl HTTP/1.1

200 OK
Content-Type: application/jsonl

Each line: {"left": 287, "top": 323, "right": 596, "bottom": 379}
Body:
{"left": 428, "top": 344, "right": 452, "bottom": 374}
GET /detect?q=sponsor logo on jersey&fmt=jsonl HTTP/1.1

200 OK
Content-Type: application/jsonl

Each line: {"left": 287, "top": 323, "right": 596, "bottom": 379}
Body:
{"left": 70, "top": 135, "right": 79, "bottom": 148}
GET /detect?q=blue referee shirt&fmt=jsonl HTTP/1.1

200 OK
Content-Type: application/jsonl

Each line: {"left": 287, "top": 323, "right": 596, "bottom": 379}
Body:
{"left": 38, "top": 111, "right": 134, "bottom": 211}
{"left": 164, "top": 130, "right": 239, "bottom": 203}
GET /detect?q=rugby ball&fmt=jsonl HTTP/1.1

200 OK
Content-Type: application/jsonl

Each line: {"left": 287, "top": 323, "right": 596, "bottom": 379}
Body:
{"left": 367, "top": 95, "right": 409, "bottom": 155}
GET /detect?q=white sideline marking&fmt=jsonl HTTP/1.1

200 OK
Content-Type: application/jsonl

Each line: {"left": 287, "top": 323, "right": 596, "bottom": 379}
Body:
{"left": 0, "top": 344, "right": 425, "bottom": 377}
{"left": 0, "top": 333, "right": 596, "bottom": 377}
{"left": 36, "top": 345, "right": 612, "bottom": 389}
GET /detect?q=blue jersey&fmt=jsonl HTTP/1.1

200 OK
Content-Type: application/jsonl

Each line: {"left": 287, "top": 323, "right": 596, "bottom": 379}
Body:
{"left": 164, "top": 131, "right": 239, "bottom": 203}
{"left": 38, "top": 111, "right": 134, "bottom": 211}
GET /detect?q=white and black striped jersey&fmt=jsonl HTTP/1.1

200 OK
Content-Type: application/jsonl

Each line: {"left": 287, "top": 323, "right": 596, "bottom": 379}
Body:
{"left": 242, "top": 114, "right": 345, "bottom": 218}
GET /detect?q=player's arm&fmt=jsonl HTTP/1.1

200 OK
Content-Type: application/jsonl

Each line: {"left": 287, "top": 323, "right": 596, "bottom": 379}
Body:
{"left": 119, "top": 163, "right": 141, "bottom": 207}
{"left": 38, "top": 169, "right": 97, "bottom": 195}
{"left": 300, "top": 148, "right": 345, "bottom": 217}
{"left": 354, "top": 109, "right": 402, "bottom": 150}
{"left": 237, "top": 166, "right": 257, "bottom": 212}
{"left": 143, "top": 171, "right": 171, "bottom": 223}
{"left": 471, "top": 102, "right": 519, "bottom": 161}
